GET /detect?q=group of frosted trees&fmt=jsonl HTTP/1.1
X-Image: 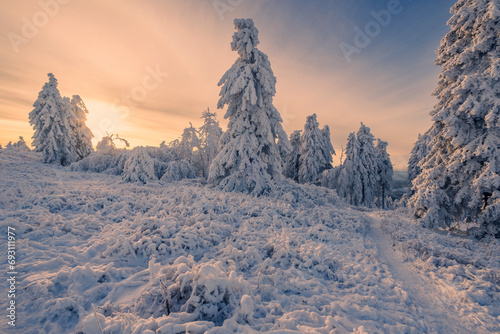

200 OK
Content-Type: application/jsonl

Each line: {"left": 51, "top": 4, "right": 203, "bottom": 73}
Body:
{"left": 26, "top": 18, "right": 393, "bottom": 205}
{"left": 407, "top": 0, "right": 499, "bottom": 237}
{"left": 24, "top": 0, "right": 498, "bottom": 237}
{"left": 283, "top": 114, "right": 335, "bottom": 184}
{"left": 320, "top": 123, "right": 393, "bottom": 209}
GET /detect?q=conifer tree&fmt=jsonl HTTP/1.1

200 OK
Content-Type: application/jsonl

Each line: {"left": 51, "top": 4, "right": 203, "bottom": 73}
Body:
{"left": 338, "top": 132, "right": 362, "bottom": 205}
{"left": 298, "top": 114, "right": 334, "bottom": 184}
{"left": 208, "top": 18, "right": 290, "bottom": 195}
{"left": 407, "top": 133, "right": 430, "bottom": 191}
{"left": 375, "top": 139, "right": 393, "bottom": 209}
{"left": 283, "top": 130, "right": 302, "bottom": 182}
{"left": 68, "top": 95, "right": 93, "bottom": 160}
{"left": 199, "top": 108, "right": 223, "bottom": 178}
{"left": 410, "top": 0, "right": 500, "bottom": 235}
{"left": 29, "top": 73, "right": 93, "bottom": 165}
{"left": 356, "top": 123, "right": 378, "bottom": 207}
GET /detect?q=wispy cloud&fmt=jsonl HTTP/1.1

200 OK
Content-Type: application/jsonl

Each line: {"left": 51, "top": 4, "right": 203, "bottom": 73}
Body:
{"left": 0, "top": 0, "right": 455, "bottom": 169}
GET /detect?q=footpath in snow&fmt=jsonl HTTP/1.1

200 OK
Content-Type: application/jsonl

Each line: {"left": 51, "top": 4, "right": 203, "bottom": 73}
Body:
{"left": 368, "top": 211, "right": 500, "bottom": 334}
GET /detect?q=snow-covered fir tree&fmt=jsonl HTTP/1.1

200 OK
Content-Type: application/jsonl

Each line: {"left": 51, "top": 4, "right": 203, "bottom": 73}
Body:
{"left": 337, "top": 132, "right": 362, "bottom": 205}
{"left": 407, "top": 133, "right": 430, "bottom": 190}
{"left": 375, "top": 139, "right": 393, "bottom": 209}
{"left": 410, "top": 0, "right": 500, "bottom": 236}
{"left": 67, "top": 95, "right": 93, "bottom": 160}
{"left": 337, "top": 124, "right": 378, "bottom": 207}
{"left": 356, "top": 123, "right": 379, "bottom": 207}
{"left": 298, "top": 114, "right": 334, "bottom": 184}
{"left": 178, "top": 123, "right": 202, "bottom": 175}
{"left": 321, "top": 124, "right": 335, "bottom": 167}
{"left": 199, "top": 108, "right": 223, "bottom": 178}
{"left": 208, "top": 18, "right": 290, "bottom": 195}
{"left": 283, "top": 130, "right": 302, "bottom": 182}
{"left": 29, "top": 73, "right": 93, "bottom": 165}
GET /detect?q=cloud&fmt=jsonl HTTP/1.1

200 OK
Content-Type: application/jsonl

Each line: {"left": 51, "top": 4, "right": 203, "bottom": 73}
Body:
{"left": 0, "top": 0, "right": 454, "bottom": 169}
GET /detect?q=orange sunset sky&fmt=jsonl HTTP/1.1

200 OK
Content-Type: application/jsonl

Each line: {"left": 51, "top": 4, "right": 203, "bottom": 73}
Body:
{"left": 0, "top": 0, "right": 457, "bottom": 169}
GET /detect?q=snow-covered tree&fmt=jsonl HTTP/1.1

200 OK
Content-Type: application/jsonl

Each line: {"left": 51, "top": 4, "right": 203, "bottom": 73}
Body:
{"left": 283, "top": 130, "right": 302, "bottom": 182}
{"left": 122, "top": 147, "right": 157, "bottom": 184}
{"left": 29, "top": 73, "right": 93, "bottom": 165}
{"left": 356, "top": 123, "right": 378, "bottom": 207}
{"left": 337, "top": 132, "right": 362, "bottom": 205}
{"left": 208, "top": 18, "right": 290, "bottom": 195}
{"left": 96, "top": 133, "right": 129, "bottom": 153}
{"left": 179, "top": 123, "right": 201, "bottom": 161}
{"left": 199, "top": 108, "right": 223, "bottom": 178}
{"left": 321, "top": 124, "right": 335, "bottom": 168}
{"left": 410, "top": 0, "right": 500, "bottom": 236}
{"left": 160, "top": 160, "right": 197, "bottom": 183}
{"left": 375, "top": 139, "right": 393, "bottom": 209}
{"left": 407, "top": 133, "right": 430, "bottom": 190}
{"left": 298, "top": 114, "right": 334, "bottom": 184}
{"left": 337, "top": 124, "right": 378, "bottom": 207}
{"left": 67, "top": 95, "right": 93, "bottom": 160}
{"left": 177, "top": 123, "right": 202, "bottom": 175}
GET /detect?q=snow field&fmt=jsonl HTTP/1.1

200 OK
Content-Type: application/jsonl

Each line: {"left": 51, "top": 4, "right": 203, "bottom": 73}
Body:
{"left": 1, "top": 150, "right": 498, "bottom": 333}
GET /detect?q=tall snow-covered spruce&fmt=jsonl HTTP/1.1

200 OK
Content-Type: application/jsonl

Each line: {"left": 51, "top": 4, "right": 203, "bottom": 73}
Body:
{"left": 29, "top": 73, "right": 93, "bottom": 165}
{"left": 375, "top": 139, "right": 393, "bottom": 209}
{"left": 410, "top": 0, "right": 500, "bottom": 236}
{"left": 407, "top": 133, "right": 430, "bottom": 191}
{"left": 199, "top": 108, "right": 223, "bottom": 178}
{"left": 208, "top": 18, "right": 290, "bottom": 195}
{"left": 298, "top": 114, "right": 334, "bottom": 184}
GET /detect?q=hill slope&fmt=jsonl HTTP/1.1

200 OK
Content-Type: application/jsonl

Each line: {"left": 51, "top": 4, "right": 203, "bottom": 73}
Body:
{"left": 0, "top": 150, "right": 498, "bottom": 333}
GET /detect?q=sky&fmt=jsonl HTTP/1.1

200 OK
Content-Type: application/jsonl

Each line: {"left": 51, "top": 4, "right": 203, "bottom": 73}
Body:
{"left": 0, "top": 0, "right": 457, "bottom": 169}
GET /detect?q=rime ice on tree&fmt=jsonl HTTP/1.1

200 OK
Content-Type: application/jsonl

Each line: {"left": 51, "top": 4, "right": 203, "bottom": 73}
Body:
{"left": 199, "top": 108, "right": 223, "bottom": 178}
{"left": 29, "top": 73, "right": 93, "bottom": 166}
{"left": 410, "top": 0, "right": 500, "bottom": 235}
{"left": 208, "top": 18, "right": 290, "bottom": 195}
{"left": 375, "top": 139, "right": 393, "bottom": 209}
{"left": 298, "top": 114, "right": 334, "bottom": 184}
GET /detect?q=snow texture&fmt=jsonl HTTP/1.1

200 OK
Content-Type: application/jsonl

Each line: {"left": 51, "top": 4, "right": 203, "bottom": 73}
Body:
{"left": 1, "top": 150, "right": 499, "bottom": 333}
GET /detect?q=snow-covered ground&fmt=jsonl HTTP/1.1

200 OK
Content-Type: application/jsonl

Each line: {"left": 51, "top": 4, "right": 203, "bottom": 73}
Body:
{"left": 1, "top": 150, "right": 499, "bottom": 333}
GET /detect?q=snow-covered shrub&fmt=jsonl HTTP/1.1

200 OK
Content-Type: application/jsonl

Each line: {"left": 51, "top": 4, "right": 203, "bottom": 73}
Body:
{"left": 5, "top": 136, "right": 31, "bottom": 151}
{"left": 135, "top": 257, "right": 244, "bottom": 326}
{"left": 122, "top": 147, "right": 158, "bottom": 184}
{"left": 160, "top": 160, "right": 197, "bottom": 183}
{"left": 70, "top": 148, "right": 126, "bottom": 174}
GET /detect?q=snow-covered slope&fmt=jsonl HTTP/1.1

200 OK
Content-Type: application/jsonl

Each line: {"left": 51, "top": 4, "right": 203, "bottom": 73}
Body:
{"left": 0, "top": 150, "right": 498, "bottom": 333}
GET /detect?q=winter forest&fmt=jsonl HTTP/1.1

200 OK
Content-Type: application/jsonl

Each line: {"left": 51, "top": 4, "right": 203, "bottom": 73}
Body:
{"left": 1, "top": 0, "right": 499, "bottom": 333}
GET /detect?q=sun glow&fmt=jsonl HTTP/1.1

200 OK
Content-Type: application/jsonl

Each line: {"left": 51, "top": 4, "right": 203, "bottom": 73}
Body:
{"left": 85, "top": 100, "right": 130, "bottom": 147}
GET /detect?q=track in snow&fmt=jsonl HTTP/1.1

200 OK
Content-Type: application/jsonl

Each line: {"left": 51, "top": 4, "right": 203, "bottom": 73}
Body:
{"left": 367, "top": 212, "right": 484, "bottom": 334}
